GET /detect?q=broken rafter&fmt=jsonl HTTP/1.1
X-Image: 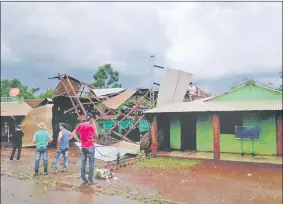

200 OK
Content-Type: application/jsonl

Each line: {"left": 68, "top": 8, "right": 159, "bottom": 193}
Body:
{"left": 63, "top": 102, "right": 96, "bottom": 114}
{"left": 88, "top": 89, "right": 148, "bottom": 143}
{"left": 121, "top": 97, "right": 157, "bottom": 140}
{"left": 82, "top": 88, "right": 134, "bottom": 143}
{"left": 58, "top": 73, "right": 80, "bottom": 117}
{"left": 122, "top": 114, "right": 145, "bottom": 139}
{"left": 87, "top": 91, "right": 127, "bottom": 135}
{"left": 65, "top": 74, "right": 86, "bottom": 116}
{"left": 106, "top": 91, "right": 149, "bottom": 134}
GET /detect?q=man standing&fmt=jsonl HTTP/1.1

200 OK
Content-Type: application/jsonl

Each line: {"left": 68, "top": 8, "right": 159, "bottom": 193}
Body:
{"left": 33, "top": 122, "right": 53, "bottom": 176}
{"left": 10, "top": 125, "right": 24, "bottom": 161}
{"left": 54, "top": 123, "right": 72, "bottom": 172}
{"left": 188, "top": 82, "right": 197, "bottom": 101}
{"left": 71, "top": 116, "right": 97, "bottom": 185}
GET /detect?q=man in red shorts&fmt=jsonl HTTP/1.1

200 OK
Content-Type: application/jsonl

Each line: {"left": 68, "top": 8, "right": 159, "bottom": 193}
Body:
{"left": 72, "top": 116, "right": 97, "bottom": 185}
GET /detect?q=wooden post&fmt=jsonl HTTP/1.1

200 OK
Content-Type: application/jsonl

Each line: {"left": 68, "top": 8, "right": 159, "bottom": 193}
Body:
{"left": 151, "top": 116, "right": 158, "bottom": 155}
{"left": 59, "top": 74, "right": 80, "bottom": 117}
{"left": 134, "top": 95, "right": 139, "bottom": 122}
{"left": 65, "top": 75, "right": 87, "bottom": 116}
{"left": 212, "top": 114, "right": 220, "bottom": 161}
{"left": 277, "top": 115, "right": 282, "bottom": 156}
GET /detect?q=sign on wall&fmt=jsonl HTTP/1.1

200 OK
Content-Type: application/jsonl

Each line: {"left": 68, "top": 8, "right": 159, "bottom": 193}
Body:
{"left": 235, "top": 126, "right": 260, "bottom": 140}
{"left": 9, "top": 88, "right": 20, "bottom": 97}
{"left": 1, "top": 96, "right": 24, "bottom": 103}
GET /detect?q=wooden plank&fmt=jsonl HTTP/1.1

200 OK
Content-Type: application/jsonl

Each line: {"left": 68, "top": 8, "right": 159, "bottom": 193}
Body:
{"left": 58, "top": 74, "right": 80, "bottom": 117}
{"left": 65, "top": 75, "right": 86, "bottom": 116}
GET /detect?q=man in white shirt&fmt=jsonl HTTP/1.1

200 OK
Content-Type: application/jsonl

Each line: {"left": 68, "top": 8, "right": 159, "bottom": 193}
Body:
{"left": 188, "top": 82, "right": 197, "bottom": 101}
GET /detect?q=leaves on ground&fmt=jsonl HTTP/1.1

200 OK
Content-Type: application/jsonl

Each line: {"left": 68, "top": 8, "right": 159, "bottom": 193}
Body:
{"left": 135, "top": 158, "right": 201, "bottom": 169}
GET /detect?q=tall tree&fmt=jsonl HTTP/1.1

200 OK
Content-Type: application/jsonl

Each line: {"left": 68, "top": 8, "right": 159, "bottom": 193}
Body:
{"left": 93, "top": 64, "right": 122, "bottom": 88}
{"left": 38, "top": 89, "right": 55, "bottom": 99}
{"left": 0, "top": 78, "right": 39, "bottom": 99}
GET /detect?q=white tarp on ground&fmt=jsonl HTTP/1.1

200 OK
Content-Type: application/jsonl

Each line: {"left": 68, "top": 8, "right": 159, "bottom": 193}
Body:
{"left": 74, "top": 142, "right": 133, "bottom": 161}
{"left": 157, "top": 68, "right": 192, "bottom": 106}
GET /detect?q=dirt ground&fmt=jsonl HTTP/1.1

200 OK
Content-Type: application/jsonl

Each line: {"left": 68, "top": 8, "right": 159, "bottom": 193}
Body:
{"left": 1, "top": 146, "right": 282, "bottom": 204}
{"left": 119, "top": 159, "right": 282, "bottom": 204}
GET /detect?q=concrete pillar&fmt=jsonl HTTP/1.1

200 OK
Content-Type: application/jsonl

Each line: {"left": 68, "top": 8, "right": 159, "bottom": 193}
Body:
{"left": 151, "top": 116, "right": 158, "bottom": 155}
{"left": 212, "top": 114, "right": 220, "bottom": 161}
{"left": 277, "top": 115, "right": 282, "bottom": 156}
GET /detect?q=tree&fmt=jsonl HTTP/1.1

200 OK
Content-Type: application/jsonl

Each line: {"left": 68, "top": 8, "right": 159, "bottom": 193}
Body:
{"left": 93, "top": 64, "right": 122, "bottom": 88}
{"left": 230, "top": 73, "right": 282, "bottom": 91}
{"left": 38, "top": 89, "right": 55, "bottom": 99}
{"left": 0, "top": 78, "right": 39, "bottom": 99}
{"left": 230, "top": 76, "right": 257, "bottom": 90}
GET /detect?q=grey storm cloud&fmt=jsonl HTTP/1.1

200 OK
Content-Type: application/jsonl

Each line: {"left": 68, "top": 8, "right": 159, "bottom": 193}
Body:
{"left": 1, "top": 2, "right": 282, "bottom": 93}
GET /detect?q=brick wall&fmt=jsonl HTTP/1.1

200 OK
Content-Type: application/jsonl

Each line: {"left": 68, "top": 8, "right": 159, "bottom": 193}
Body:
{"left": 212, "top": 114, "right": 220, "bottom": 161}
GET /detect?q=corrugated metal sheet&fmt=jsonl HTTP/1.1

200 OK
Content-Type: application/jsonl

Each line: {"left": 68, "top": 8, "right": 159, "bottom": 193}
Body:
{"left": 111, "top": 141, "right": 140, "bottom": 154}
{"left": 157, "top": 68, "right": 192, "bottom": 106}
{"left": 102, "top": 89, "right": 138, "bottom": 110}
{"left": 1, "top": 102, "right": 33, "bottom": 116}
{"left": 145, "top": 100, "right": 283, "bottom": 113}
{"left": 91, "top": 88, "right": 126, "bottom": 97}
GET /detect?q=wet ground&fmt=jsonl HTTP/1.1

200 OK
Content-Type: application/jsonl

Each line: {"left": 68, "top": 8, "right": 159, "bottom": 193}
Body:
{"left": 1, "top": 175, "right": 141, "bottom": 204}
{"left": 119, "top": 159, "right": 283, "bottom": 204}
{"left": 1, "top": 146, "right": 282, "bottom": 204}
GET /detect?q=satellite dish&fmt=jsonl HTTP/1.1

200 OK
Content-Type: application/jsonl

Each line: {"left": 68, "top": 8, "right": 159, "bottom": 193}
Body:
{"left": 9, "top": 88, "right": 20, "bottom": 97}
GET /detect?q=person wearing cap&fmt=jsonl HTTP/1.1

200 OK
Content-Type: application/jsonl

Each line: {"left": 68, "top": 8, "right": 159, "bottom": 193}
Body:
{"left": 10, "top": 124, "right": 24, "bottom": 161}
{"left": 54, "top": 123, "right": 72, "bottom": 172}
{"left": 71, "top": 116, "right": 97, "bottom": 185}
{"left": 33, "top": 122, "right": 53, "bottom": 176}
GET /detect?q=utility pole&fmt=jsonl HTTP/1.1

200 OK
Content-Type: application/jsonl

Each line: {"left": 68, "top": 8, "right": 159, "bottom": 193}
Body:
{"left": 150, "top": 55, "right": 155, "bottom": 108}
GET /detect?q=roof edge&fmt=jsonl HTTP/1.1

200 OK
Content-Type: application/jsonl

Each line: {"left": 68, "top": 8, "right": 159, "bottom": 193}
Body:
{"left": 205, "top": 84, "right": 282, "bottom": 102}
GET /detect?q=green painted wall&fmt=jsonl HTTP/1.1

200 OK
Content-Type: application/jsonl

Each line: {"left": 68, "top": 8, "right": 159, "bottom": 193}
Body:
{"left": 96, "top": 119, "right": 149, "bottom": 135}
{"left": 196, "top": 113, "right": 213, "bottom": 151}
{"left": 195, "top": 112, "right": 277, "bottom": 155}
{"left": 1, "top": 96, "right": 24, "bottom": 102}
{"left": 208, "top": 84, "right": 282, "bottom": 102}
{"left": 220, "top": 113, "right": 277, "bottom": 155}
{"left": 170, "top": 116, "right": 181, "bottom": 149}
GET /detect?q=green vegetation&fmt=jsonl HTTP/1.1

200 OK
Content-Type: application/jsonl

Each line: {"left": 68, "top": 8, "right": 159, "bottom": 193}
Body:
{"left": 1, "top": 64, "right": 122, "bottom": 100}
{"left": 93, "top": 64, "right": 122, "bottom": 88}
{"left": 230, "top": 72, "right": 282, "bottom": 91}
{"left": 0, "top": 78, "right": 55, "bottom": 99}
{"left": 38, "top": 88, "right": 55, "bottom": 99}
{"left": 1, "top": 78, "right": 40, "bottom": 99}
{"left": 135, "top": 158, "right": 200, "bottom": 169}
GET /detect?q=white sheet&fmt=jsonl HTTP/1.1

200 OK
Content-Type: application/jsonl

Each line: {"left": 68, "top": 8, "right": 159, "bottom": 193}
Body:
{"left": 74, "top": 142, "right": 131, "bottom": 162}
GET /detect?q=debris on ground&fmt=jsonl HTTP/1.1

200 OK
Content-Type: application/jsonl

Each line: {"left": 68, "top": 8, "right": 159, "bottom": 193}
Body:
{"left": 94, "top": 169, "right": 113, "bottom": 179}
{"left": 74, "top": 142, "right": 138, "bottom": 162}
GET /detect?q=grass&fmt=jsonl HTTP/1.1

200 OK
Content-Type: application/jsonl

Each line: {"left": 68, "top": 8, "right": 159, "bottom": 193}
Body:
{"left": 135, "top": 158, "right": 200, "bottom": 169}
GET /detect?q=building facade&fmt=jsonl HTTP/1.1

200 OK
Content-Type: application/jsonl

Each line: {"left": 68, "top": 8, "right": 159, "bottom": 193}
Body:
{"left": 146, "top": 84, "right": 282, "bottom": 156}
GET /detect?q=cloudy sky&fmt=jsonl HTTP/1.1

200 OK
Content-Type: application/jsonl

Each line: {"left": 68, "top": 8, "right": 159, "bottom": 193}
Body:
{"left": 1, "top": 2, "right": 282, "bottom": 94}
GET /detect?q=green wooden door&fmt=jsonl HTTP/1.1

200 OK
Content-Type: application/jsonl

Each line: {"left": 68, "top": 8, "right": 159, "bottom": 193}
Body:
{"left": 170, "top": 116, "right": 181, "bottom": 150}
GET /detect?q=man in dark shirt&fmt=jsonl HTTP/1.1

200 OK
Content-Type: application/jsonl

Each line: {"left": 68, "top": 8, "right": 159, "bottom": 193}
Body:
{"left": 10, "top": 125, "right": 24, "bottom": 161}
